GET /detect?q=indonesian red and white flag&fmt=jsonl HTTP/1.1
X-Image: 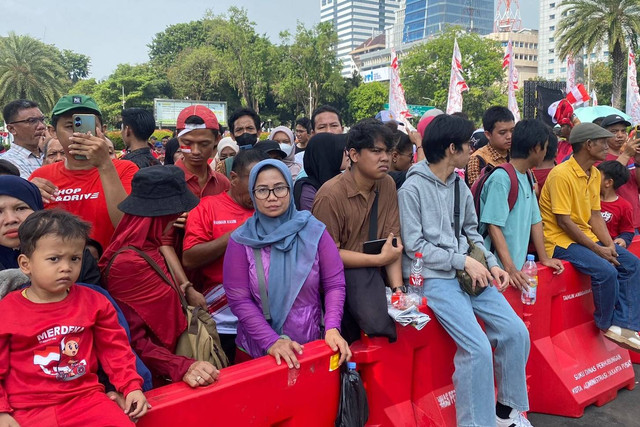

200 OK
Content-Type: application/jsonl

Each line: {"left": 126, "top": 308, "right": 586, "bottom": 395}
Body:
{"left": 566, "top": 83, "right": 590, "bottom": 105}
{"left": 388, "top": 49, "right": 412, "bottom": 129}
{"left": 503, "top": 40, "right": 520, "bottom": 122}
{"left": 446, "top": 39, "right": 468, "bottom": 114}
{"left": 591, "top": 89, "right": 598, "bottom": 106}
{"left": 566, "top": 55, "right": 576, "bottom": 93}
{"left": 626, "top": 48, "right": 640, "bottom": 125}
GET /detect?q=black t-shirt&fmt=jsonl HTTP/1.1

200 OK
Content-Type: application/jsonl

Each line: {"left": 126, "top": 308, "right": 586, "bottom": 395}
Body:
{"left": 122, "top": 148, "right": 160, "bottom": 169}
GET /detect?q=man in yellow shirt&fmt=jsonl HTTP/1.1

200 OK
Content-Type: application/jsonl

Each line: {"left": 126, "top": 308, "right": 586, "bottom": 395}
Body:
{"left": 540, "top": 122, "right": 640, "bottom": 351}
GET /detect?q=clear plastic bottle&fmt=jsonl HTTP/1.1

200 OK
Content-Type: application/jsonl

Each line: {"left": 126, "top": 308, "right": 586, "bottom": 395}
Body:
{"left": 409, "top": 252, "right": 424, "bottom": 295}
{"left": 521, "top": 254, "right": 538, "bottom": 305}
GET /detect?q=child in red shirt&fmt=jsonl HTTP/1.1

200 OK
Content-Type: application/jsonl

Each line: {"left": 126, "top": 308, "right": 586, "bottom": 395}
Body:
{"left": 0, "top": 210, "right": 149, "bottom": 426}
{"left": 598, "top": 161, "right": 635, "bottom": 248}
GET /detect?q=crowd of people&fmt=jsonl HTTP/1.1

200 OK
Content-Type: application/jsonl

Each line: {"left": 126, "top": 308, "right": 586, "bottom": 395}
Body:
{"left": 0, "top": 92, "right": 640, "bottom": 427}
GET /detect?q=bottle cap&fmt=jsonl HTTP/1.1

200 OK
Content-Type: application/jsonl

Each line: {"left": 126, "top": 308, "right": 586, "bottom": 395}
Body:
{"left": 526, "top": 254, "right": 535, "bottom": 261}
{"left": 347, "top": 361, "right": 356, "bottom": 370}
{"left": 415, "top": 252, "right": 423, "bottom": 258}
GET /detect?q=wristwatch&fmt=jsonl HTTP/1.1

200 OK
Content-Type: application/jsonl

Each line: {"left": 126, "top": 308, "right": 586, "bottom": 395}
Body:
{"left": 392, "top": 285, "right": 408, "bottom": 293}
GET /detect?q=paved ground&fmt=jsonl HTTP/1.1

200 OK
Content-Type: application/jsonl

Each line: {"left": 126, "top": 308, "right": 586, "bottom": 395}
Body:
{"left": 527, "top": 364, "right": 640, "bottom": 426}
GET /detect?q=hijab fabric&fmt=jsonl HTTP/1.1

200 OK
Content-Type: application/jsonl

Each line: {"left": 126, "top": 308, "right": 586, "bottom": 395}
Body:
{"left": 231, "top": 160, "right": 326, "bottom": 334}
{"left": 0, "top": 176, "right": 44, "bottom": 269}
{"left": 268, "top": 127, "right": 302, "bottom": 179}
{"left": 214, "top": 137, "right": 239, "bottom": 164}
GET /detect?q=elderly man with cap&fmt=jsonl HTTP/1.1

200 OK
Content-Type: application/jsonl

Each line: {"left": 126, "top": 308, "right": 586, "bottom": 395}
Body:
{"left": 29, "top": 94, "right": 138, "bottom": 252}
{"left": 540, "top": 122, "right": 640, "bottom": 351}
{"left": 598, "top": 114, "right": 640, "bottom": 231}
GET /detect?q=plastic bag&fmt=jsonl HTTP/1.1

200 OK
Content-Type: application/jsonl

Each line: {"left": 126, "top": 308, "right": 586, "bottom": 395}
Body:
{"left": 335, "top": 362, "right": 369, "bottom": 427}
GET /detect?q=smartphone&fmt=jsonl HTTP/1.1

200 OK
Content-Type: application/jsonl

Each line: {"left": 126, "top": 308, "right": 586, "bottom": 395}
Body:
{"left": 363, "top": 237, "right": 397, "bottom": 255}
{"left": 72, "top": 114, "right": 96, "bottom": 160}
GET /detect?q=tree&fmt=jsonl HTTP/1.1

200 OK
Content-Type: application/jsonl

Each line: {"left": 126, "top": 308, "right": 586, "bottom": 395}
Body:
{"left": 69, "top": 78, "right": 98, "bottom": 96}
{"left": 348, "top": 82, "right": 388, "bottom": 122}
{"left": 60, "top": 49, "right": 90, "bottom": 83}
{"left": 589, "top": 61, "right": 614, "bottom": 107}
{"left": 400, "top": 27, "right": 505, "bottom": 124}
{"left": 0, "top": 33, "right": 67, "bottom": 113}
{"left": 148, "top": 21, "right": 209, "bottom": 69}
{"left": 167, "top": 46, "right": 220, "bottom": 101}
{"left": 555, "top": 0, "right": 640, "bottom": 109}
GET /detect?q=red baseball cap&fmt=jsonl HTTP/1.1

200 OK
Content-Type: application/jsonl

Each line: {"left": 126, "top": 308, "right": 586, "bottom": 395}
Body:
{"left": 176, "top": 105, "right": 219, "bottom": 137}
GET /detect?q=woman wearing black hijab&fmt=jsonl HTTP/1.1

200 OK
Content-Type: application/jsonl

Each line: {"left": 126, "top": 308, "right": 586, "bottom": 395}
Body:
{"left": 293, "top": 133, "right": 348, "bottom": 211}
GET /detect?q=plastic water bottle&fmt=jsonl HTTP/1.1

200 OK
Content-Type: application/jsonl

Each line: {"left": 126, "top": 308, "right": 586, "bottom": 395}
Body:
{"left": 348, "top": 361, "right": 357, "bottom": 371}
{"left": 521, "top": 254, "right": 538, "bottom": 305}
{"left": 409, "top": 252, "right": 424, "bottom": 295}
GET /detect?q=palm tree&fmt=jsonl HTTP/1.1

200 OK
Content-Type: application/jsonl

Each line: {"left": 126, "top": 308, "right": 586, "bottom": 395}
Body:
{"left": 0, "top": 33, "right": 67, "bottom": 113}
{"left": 555, "top": 0, "right": 640, "bottom": 109}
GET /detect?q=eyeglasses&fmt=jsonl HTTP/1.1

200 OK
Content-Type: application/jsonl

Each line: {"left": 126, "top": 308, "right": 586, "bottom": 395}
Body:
{"left": 253, "top": 185, "right": 290, "bottom": 200}
{"left": 9, "top": 116, "right": 46, "bottom": 126}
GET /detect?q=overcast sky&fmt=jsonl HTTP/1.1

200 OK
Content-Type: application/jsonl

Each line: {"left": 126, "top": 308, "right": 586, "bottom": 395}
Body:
{"left": 1, "top": 0, "right": 539, "bottom": 79}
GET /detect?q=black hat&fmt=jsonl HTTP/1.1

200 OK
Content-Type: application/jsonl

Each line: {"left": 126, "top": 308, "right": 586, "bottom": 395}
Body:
{"left": 470, "top": 128, "right": 489, "bottom": 151}
{"left": 600, "top": 114, "right": 631, "bottom": 129}
{"left": 254, "top": 139, "right": 287, "bottom": 159}
{"left": 118, "top": 165, "right": 199, "bottom": 217}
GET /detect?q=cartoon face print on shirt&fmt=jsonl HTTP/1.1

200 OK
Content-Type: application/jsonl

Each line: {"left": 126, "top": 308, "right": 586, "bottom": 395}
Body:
{"left": 32, "top": 325, "right": 87, "bottom": 382}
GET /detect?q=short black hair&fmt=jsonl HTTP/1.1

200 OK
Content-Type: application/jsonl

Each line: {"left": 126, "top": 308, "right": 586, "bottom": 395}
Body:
{"left": 392, "top": 129, "right": 412, "bottom": 154}
{"left": 19, "top": 210, "right": 91, "bottom": 257}
{"left": 424, "top": 114, "right": 474, "bottom": 164}
{"left": 482, "top": 106, "right": 514, "bottom": 133}
{"left": 592, "top": 116, "right": 605, "bottom": 126}
{"left": 295, "top": 117, "right": 312, "bottom": 133}
{"left": 229, "top": 108, "right": 261, "bottom": 134}
{"left": 311, "top": 105, "right": 343, "bottom": 131}
{"left": 451, "top": 111, "right": 469, "bottom": 121}
{"left": 183, "top": 115, "right": 220, "bottom": 138}
{"left": 346, "top": 119, "right": 393, "bottom": 153}
{"left": 231, "top": 148, "right": 268, "bottom": 175}
{"left": 51, "top": 109, "right": 104, "bottom": 129}
{"left": 3, "top": 99, "right": 39, "bottom": 124}
{"left": 544, "top": 128, "right": 558, "bottom": 162}
{"left": 510, "top": 119, "right": 549, "bottom": 159}
{"left": 0, "top": 159, "right": 20, "bottom": 176}
{"left": 161, "top": 136, "right": 169, "bottom": 141}
{"left": 598, "top": 160, "right": 630, "bottom": 190}
{"left": 121, "top": 108, "right": 156, "bottom": 141}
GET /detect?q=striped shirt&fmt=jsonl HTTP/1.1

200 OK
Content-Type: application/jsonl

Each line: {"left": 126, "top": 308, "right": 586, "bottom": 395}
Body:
{"left": 0, "top": 143, "right": 43, "bottom": 178}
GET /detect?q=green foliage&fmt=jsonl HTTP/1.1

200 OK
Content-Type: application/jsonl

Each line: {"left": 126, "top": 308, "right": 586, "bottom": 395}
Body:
{"left": 555, "top": 0, "right": 640, "bottom": 108}
{"left": 590, "top": 61, "right": 614, "bottom": 107}
{"left": 152, "top": 129, "right": 173, "bottom": 140}
{"left": 148, "top": 21, "right": 209, "bottom": 69}
{"left": 69, "top": 78, "right": 98, "bottom": 97}
{"left": 400, "top": 27, "right": 505, "bottom": 124}
{"left": 347, "top": 82, "right": 388, "bottom": 122}
{"left": 60, "top": 49, "right": 91, "bottom": 83}
{"left": 0, "top": 33, "right": 68, "bottom": 114}
{"left": 105, "top": 130, "right": 124, "bottom": 150}
{"left": 167, "top": 46, "right": 220, "bottom": 101}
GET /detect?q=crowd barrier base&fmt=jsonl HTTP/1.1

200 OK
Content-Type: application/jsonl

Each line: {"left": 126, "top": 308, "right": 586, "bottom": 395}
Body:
{"left": 623, "top": 240, "right": 640, "bottom": 365}
{"left": 351, "top": 307, "right": 457, "bottom": 427}
{"left": 521, "top": 262, "right": 635, "bottom": 417}
{"left": 138, "top": 341, "right": 340, "bottom": 427}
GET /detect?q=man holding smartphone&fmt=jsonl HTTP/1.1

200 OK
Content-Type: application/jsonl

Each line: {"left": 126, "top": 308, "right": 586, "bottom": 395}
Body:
{"left": 29, "top": 95, "right": 138, "bottom": 252}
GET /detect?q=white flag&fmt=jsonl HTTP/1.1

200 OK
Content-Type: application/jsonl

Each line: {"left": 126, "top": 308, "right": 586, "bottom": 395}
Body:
{"left": 503, "top": 40, "right": 520, "bottom": 122}
{"left": 626, "top": 48, "right": 640, "bottom": 125}
{"left": 388, "top": 49, "right": 412, "bottom": 129}
{"left": 566, "top": 55, "right": 576, "bottom": 93}
{"left": 590, "top": 89, "right": 598, "bottom": 106}
{"left": 446, "top": 39, "right": 469, "bottom": 114}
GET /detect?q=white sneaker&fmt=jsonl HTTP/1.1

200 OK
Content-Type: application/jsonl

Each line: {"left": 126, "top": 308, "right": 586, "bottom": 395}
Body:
{"left": 496, "top": 408, "right": 533, "bottom": 427}
{"left": 604, "top": 325, "right": 640, "bottom": 352}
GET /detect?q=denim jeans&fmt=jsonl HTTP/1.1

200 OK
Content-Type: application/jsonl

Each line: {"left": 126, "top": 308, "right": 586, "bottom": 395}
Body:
{"left": 553, "top": 243, "right": 640, "bottom": 331}
{"left": 424, "top": 278, "right": 530, "bottom": 427}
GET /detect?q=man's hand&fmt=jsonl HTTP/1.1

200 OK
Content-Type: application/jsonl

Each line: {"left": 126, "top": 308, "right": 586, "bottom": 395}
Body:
{"left": 594, "top": 244, "right": 620, "bottom": 266}
{"left": 614, "top": 237, "right": 627, "bottom": 248}
{"left": 124, "top": 390, "right": 151, "bottom": 421}
{"left": 464, "top": 256, "right": 493, "bottom": 292}
{"left": 185, "top": 286, "right": 207, "bottom": 310}
{"left": 378, "top": 233, "right": 403, "bottom": 266}
{"left": 540, "top": 257, "right": 565, "bottom": 274}
{"left": 623, "top": 136, "right": 640, "bottom": 157}
{"left": 505, "top": 264, "right": 530, "bottom": 292}
{"left": 490, "top": 266, "right": 510, "bottom": 292}
{"left": 29, "top": 176, "right": 57, "bottom": 204}
{"left": 267, "top": 338, "right": 304, "bottom": 369}
{"left": 182, "top": 361, "right": 219, "bottom": 388}
{"left": 0, "top": 413, "right": 20, "bottom": 427}
{"left": 173, "top": 213, "right": 188, "bottom": 230}
{"left": 68, "top": 126, "right": 111, "bottom": 168}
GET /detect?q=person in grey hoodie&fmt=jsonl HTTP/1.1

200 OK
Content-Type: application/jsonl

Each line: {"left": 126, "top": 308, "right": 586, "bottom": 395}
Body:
{"left": 398, "top": 114, "right": 531, "bottom": 427}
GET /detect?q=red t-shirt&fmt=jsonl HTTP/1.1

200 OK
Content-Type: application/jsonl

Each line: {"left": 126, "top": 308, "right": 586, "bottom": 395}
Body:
{"left": 30, "top": 160, "right": 138, "bottom": 251}
{"left": 175, "top": 159, "right": 230, "bottom": 199}
{"left": 0, "top": 285, "right": 142, "bottom": 412}
{"left": 556, "top": 140, "right": 573, "bottom": 164}
{"left": 601, "top": 197, "right": 634, "bottom": 239}
{"left": 595, "top": 154, "right": 640, "bottom": 228}
{"left": 183, "top": 192, "right": 253, "bottom": 293}
{"left": 533, "top": 168, "right": 552, "bottom": 194}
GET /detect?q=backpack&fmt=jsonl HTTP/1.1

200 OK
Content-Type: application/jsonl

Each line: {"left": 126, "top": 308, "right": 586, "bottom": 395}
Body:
{"left": 470, "top": 162, "right": 534, "bottom": 219}
{"left": 103, "top": 246, "right": 229, "bottom": 370}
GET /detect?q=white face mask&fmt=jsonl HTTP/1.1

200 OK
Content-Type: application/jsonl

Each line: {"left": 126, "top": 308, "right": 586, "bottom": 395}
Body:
{"left": 279, "top": 143, "right": 293, "bottom": 156}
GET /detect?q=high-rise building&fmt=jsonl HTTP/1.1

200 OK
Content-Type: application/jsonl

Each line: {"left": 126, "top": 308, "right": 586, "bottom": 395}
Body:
{"left": 485, "top": 29, "right": 539, "bottom": 86}
{"left": 321, "top": 0, "right": 401, "bottom": 76}
{"left": 538, "top": 0, "right": 608, "bottom": 81}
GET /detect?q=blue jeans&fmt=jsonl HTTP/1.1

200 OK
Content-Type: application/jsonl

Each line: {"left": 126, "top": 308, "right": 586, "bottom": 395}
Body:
{"left": 424, "top": 279, "right": 530, "bottom": 427}
{"left": 553, "top": 243, "right": 640, "bottom": 331}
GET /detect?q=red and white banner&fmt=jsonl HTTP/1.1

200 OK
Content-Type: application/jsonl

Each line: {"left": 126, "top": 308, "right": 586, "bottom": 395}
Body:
{"left": 388, "top": 49, "right": 412, "bottom": 128}
{"left": 626, "top": 48, "right": 640, "bottom": 125}
{"left": 591, "top": 89, "right": 598, "bottom": 106}
{"left": 566, "top": 55, "right": 576, "bottom": 93}
{"left": 566, "top": 83, "right": 590, "bottom": 105}
{"left": 503, "top": 40, "right": 520, "bottom": 122}
{"left": 446, "top": 39, "right": 469, "bottom": 114}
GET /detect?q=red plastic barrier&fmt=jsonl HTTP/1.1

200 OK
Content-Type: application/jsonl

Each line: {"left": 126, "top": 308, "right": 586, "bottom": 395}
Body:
{"left": 137, "top": 341, "right": 340, "bottom": 427}
{"left": 521, "top": 262, "right": 635, "bottom": 417}
{"left": 351, "top": 307, "right": 457, "bottom": 427}
{"left": 622, "top": 238, "right": 640, "bottom": 365}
